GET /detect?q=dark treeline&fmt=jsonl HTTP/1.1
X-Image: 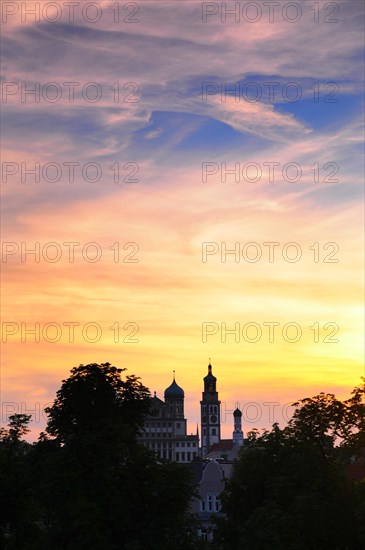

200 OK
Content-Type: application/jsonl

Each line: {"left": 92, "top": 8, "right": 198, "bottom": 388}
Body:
{"left": 0, "top": 363, "right": 364, "bottom": 550}
{"left": 214, "top": 380, "right": 365, "bottom": 550}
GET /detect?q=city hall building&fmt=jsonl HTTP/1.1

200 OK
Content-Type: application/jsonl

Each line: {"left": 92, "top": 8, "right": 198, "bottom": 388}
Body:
{"left": 139, "top": 362, "right": 243, "bottom": 462}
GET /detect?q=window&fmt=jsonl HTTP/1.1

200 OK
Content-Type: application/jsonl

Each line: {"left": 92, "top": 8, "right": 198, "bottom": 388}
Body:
{"left": 215, "top": 496, "right": 221, "bottom": 512}
{"left": 176, "top": 423, "right": 180, "bottom": 429}
{"left": 212, "top": 428, "right": 216, "bottom": 435}
{"left": 207, "top": 494, "right": 212, "bottom": 512}
{"left": 201, "top": 500, "right": 205, "bottom": 512}
{"left": 176, "top": 452, "right": 180, "bottom": 461}
{"left": 181, "top": 442, "right": 185, "bottom": 447}
{"left": 176, "top": 442, "right": 179, "bottom": 447}
{"left": 187, "top": 452, "right": 191, "bottom": 461}
{"left": 181, "top": 452, "right": 185, "bottom": 461}
{"left": 187, "top": 442, "right": 190, "bottom": 447}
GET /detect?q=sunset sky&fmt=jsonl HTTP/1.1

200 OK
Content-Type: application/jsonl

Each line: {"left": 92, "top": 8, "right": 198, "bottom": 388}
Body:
{"left": 1, "top": 0, "right": 364, "bottom": 441}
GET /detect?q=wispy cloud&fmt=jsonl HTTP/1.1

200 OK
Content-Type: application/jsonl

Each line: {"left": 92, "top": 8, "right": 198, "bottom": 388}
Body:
{"left": 2, "top": 0, "right": 363, "bottom": 438}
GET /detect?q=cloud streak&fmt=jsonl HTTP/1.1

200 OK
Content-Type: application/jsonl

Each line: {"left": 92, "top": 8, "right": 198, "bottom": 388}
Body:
{"left": 1, "top": 0, "right": 363, "bottom": 439}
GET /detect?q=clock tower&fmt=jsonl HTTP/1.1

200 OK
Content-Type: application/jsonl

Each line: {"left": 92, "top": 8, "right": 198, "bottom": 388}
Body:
{"left": 200, "top": 362, "right": 221, "bottom": 455}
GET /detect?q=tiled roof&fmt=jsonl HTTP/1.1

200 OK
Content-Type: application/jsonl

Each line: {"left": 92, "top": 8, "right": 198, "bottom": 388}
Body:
{"left": 209, "top": 439, "right": 235, "bottom": 452}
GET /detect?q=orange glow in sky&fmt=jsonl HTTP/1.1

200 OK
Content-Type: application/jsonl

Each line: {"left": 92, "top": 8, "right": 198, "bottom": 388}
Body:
{"left": 1, "top": 0, "right": 364, "bottom": 441}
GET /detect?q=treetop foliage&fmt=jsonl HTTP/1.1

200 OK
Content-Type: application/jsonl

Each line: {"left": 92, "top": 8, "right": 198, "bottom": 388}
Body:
{"left": 1, "top": 366, "right": 364, "bottom": 550}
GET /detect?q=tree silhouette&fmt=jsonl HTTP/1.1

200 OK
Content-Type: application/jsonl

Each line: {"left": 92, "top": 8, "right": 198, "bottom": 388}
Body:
{"left": 215, "top": 380, "right": 365, "bottom": 549}
{"left": 0, "top": 414, "right": 37, "bottom": 549}
{"left": 3, "top": 368, "right": 364, "bottom": 549}
{"left": 30, "top": 362, "right": 198, "bottom": 550}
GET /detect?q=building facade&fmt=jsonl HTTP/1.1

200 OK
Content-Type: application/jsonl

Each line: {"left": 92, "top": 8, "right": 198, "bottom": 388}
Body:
{"left": 139, "top": 363, "right": 243, "bottom": 464}
{"left": 190, "top": 459, "right": 228, "bottom": 541}
{"left": 139, "top": 363, "right": 244, "bottom": 541}
{"left": 138, "top": 374, "right": 199, "bottom": 463}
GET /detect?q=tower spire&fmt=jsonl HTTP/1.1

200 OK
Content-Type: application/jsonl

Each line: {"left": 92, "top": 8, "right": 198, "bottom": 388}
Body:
{"left": 233, "top": 407, "right": 244, "bottom": 446}
{"left": 201, "top": 362, "right": 220, "bottom": 456}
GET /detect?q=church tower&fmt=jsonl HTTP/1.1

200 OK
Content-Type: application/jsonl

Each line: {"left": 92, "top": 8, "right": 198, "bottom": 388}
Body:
{"left": 200, "top": 362, "right": 221, "bottom": 455}
{"left": 164, "top": 372, "right": 184, "bottom": 419}
{"left": 233, "top": 408, "right": 244, "bottom": 446}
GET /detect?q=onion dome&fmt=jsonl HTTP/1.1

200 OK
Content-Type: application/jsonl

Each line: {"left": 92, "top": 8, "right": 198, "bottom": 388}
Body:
{"left": 164, "top": 373, "right": 184, "bottom": 398}
{"left": 204, "top": 362, "right": 217, "bottom": 382}
{"left": 233, "top": 408, "right": 242, "bottom": 417}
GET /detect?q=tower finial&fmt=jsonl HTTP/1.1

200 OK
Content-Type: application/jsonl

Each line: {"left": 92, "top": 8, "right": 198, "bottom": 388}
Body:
{"left": 208, "top": 359, "right": 212, "bottom": 374}
{"left": 173, "top": 369, "right": 175, "bottom": 381}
